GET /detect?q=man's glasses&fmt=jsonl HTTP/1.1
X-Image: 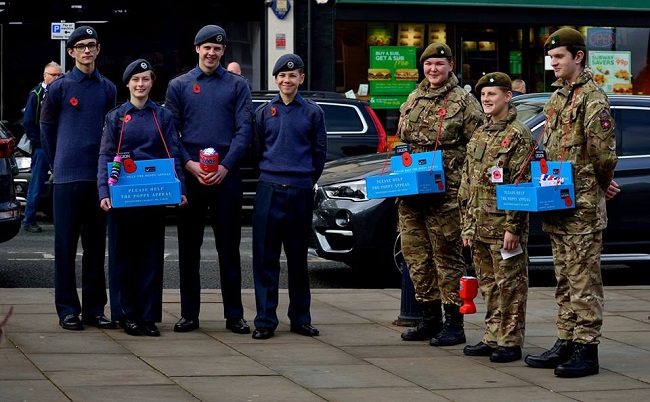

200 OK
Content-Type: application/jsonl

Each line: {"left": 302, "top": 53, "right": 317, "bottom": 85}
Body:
{"left": 73, "top": 42, "right": 98, "bottom": 52}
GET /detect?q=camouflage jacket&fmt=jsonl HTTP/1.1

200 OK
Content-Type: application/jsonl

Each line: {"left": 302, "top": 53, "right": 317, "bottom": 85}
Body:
{"left": 460, "top": 104, "right": 535, "bottom": 241}
{"left": 398, "top": 73, "right": 484, "bottom": 204}
{"left": 541, "top": 68, "right": 617, "bottom": 234}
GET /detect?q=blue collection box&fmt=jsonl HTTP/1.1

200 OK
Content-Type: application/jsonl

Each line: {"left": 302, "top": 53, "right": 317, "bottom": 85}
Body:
{"left": 496, "top": 161, "right": 575, "bottom": 212}
{"left": 109, "top": 158, "right": 182, "bottom": 208}
{"left": 366, "top": 151, "right": 446, "bottom": 199}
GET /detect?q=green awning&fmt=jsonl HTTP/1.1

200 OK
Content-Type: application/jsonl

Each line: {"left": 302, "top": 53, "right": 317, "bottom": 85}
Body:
{"left": 336, "top": 0, "right": 650, "bottom": 11}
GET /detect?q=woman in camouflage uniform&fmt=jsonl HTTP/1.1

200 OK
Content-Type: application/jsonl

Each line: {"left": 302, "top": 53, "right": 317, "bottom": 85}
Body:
{"left": 459, "top": 72, "right": 534, "bottom": 363}
{"left": 398, "top": 43, "right": 484, "bottom": 347}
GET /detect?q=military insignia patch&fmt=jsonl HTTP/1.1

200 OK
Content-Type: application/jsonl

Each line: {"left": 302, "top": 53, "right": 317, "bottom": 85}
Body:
{"left": 600, "top": 118, "right": 611, "bottom": 130}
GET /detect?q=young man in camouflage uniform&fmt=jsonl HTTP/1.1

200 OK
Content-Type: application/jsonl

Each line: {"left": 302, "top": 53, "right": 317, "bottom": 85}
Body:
{"left": 523, "top": 28, "right": 618, "bottom": 378}
{"left": 460, "top": 72, "right": 534, "bottom": 363}
{"left": 398, "top": 43, "right": 484, "bottom": 347}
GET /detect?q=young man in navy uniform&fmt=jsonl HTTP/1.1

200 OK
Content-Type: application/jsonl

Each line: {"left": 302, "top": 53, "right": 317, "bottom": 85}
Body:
{"left": 164, "top": 24, "right": 253, "bottom": 334}
{"left": 250, "top": 54, "right": 327, "bottom": 340}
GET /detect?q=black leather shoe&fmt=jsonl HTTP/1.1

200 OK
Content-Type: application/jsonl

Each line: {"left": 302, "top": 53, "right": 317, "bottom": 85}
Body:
{"left": 252, "top": 328, "right": 274, "bottom": 340}
{"left": 140, "top": 322, "right": 160, "bottom": 337}
{"left": 464, "top": 341, "right": 497, "bottom": 356}
{"left": 83, "top": 314, "right": 118, "bottom": 329}
{"left": 59, "top": 314, "right": 84, "bottom": 331}
{"left": 121, "top": 319, "right": 141, "bottom": 336}
{"left": 490, "top": 346, "right": 522, "bottom": 363}
{"left": 226, "top": 318, "right": 251, "bottom": 334}
{"left": 173, "top": 317, "right": 199, "bottom": 333}
{"left": 525, "top": 339, "right": 573, "bottom": 369}
{"left": 290, "top": 323, "right": 320, "bottom": 337}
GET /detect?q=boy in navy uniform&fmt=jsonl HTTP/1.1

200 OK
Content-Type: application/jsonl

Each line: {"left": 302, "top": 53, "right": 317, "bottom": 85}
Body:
{"left": 40, "top": 25, "right": 118, "bottom": 331}
{"left": 250, "top": 54, "right": 327, "bottom": 340}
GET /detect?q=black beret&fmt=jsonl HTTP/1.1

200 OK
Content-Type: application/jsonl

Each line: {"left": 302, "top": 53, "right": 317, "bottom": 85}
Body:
{"left": 194, "top": 24, "right": 227, "bottom": 46}
{"left": 420, "top": 43, "right": 453, "bottom": 63}
{"left": 66, "top": 25, "right": 98, "bottom": 48}
{"left": 475, "top": 72, "right": 512, "bottom": 93}
{"left": 272, "top": 54, "right": 304, "bottom": 76}
{"left": 122, "top": 59, "right": 153, "bottom": 84}
{"left": 544, "top": 28, "right": 585, "bottom": 52}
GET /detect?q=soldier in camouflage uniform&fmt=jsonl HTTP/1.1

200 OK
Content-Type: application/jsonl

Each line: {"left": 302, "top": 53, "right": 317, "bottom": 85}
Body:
{"left": 523, "top": 28, "right": 618, "bottom": 378}
{"left": 459, "top": 72, "right": 534, "bottom": 363}
{"left": 397, "top": 43, "right": 484, "bottom": 347}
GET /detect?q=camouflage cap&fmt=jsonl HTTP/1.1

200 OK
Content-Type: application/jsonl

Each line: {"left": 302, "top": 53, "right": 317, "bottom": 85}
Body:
{"left": 544, "top": 28, "right": 585, "bottom": 51}
{"left": 475, "top": 72, "right": 512, "bottom": 93}
{"left": 420, "top": 43, "right": 453, "bottom": 63}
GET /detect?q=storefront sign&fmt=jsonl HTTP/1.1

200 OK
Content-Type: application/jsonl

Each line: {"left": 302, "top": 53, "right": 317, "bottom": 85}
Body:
{"left": 587, "top": 28, "right": 616, "bottom": 49}
{"left": 588, "top": 51, "right": 632, "bottom": 94}
{"left": 368, "top": 46, "right": 418, "bottom": 96}
{"left": 369, "top": 95, "right": 407, "bottom": 109}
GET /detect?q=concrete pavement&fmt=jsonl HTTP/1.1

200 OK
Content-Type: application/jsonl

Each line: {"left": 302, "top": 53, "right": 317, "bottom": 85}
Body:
{"left": 1, "top": 286, "right": 649, "bottom": 401}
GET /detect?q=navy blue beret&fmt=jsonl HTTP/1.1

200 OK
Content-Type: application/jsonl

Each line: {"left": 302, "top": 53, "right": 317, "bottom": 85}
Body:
{"left": 272, "top": 54, "right": 304, "bottom": 76}
{"left": 122, "top": 59, "right": 153, "bottom": 84}
{"left": 194, "top": 24, "right": 227, "bottom": 46}
{"left": 66, "top": 25, "right": 98, "bottom": 48}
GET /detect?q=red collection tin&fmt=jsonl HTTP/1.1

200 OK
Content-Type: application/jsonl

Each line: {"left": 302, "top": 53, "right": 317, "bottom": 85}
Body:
{"left": 199, "top": 147, "right": 219, "bottom": 172}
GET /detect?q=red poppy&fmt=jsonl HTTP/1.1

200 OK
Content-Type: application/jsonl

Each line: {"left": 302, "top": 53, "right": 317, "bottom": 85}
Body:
{"left": 192, "top": 83, "right": 201, "bottom": 94}
{"left": 437, "top": 109, "right": 447, "bottom": 117}
{"left": 271, "top": 107, "right": 277, "bottom": 116}
{"left": 501, "top": 137, "right": 510, "bottom": 147}
{"left": 69, "top": 97, "right": 79, "bottom": 108}
{"left": 124, "top": 114, "right": 132, "bottom": 122}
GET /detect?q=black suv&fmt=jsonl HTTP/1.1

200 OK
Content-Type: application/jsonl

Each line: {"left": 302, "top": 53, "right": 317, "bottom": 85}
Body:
{"left": 0, "top": 121, "right": 22, "bottom": 243}
{"left": 310, "top": 94, "right": 650, "bottom": 272}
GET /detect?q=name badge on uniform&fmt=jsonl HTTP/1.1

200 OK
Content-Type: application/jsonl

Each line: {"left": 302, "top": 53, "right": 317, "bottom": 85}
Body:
{"left": 490, "top": 167, "right": 504, "bottom": 183}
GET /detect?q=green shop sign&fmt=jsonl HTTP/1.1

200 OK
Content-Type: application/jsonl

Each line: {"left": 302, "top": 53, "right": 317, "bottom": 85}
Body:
{"left": 337, "top": 0, "right": 650, "bottom": 11}
{"left": 369, "top": 46, "right": 418, "bottom": 96}
{"left": 369, "top": 95, "right": 407, "bottom": 109}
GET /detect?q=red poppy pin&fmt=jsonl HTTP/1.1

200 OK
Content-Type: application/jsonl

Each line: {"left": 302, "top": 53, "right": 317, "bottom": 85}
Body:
{"left": 69, "top": 97, "right": 79, "bottom": 108}
{"left": 501, "top": 137, "right": 510, "bottom": 147}
{"left": 123, "top": 114, "right": 132, "bottom": 123}
{"left": 192, "top": 83, "right": 201, "bottom": 94}
{"left": 438, "top": 109, "right": 447, "bottom": 117}
{"left": 271, "top": 107, "right": 277, "bottom": 116}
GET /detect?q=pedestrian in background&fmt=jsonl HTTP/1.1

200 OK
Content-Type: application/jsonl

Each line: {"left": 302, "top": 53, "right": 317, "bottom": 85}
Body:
{"left": 227, "top": 61, "right": 242, "bottom": 75}
{"left": 524, "top": 27, "right": 618, "bottom": 378}
{"left": 40, "top": 25, "right": 118, "bottom": 331}
{"left": 250, "top": 54, "right": 326, "bottom": 340}
{"left": 397, "top": 43, "right": 484, "bottom": 347}
{"left": 511, "top": 79, "right": 526, "bottom": 96}
{"left": 21, "top": 61, "right": 62, "bottom": 233}
{"left": 164, "top": 24, "right": 254, "bottom": 334}
{"left": 460, "top": 72, "right": 534, "bottom": 363}
{"left": 98, "top": 59, "right": 187, "bottom": 337}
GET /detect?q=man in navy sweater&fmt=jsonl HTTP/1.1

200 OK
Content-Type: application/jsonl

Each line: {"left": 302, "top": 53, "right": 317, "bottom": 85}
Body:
{"left": 250, "top": 54, "right": 327, "bottom": 340}
{"left": 164, "top": 24, "right": 253, "bottom": 334}
{"left": 40, "top": 26, "right": 118, "bottom": 331}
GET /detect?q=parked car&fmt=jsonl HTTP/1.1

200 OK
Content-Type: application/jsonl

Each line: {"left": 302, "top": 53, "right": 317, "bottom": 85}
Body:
{"left": 0, "top": 120, "right": 22, "bottom": 243}
{"left": 310, "top": 94, "right": 650, "bottom": 272}
{"left": 14, "top": 91, "right": 388, "bottom": 217}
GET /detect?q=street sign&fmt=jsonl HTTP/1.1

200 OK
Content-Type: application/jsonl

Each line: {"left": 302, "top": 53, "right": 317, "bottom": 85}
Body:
{"left": 51, "top": 22, "right": 75, "bottom": 40}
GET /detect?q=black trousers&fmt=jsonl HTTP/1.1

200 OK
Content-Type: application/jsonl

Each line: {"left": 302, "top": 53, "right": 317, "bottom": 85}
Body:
{"left": 252, "top": 181, "right": 313, "bottom": 330}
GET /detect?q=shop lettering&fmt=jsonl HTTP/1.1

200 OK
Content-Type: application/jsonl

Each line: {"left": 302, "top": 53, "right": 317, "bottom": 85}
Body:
{"left": 374, "top": 51, "right": 405, "bottom": 62}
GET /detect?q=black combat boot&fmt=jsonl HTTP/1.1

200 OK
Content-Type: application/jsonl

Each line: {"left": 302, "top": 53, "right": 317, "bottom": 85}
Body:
{"left": 554, "top": 343, "right": 599, "bottom": 378}
{"left": 429, "top": 303, "right": 466, "bottom": 346}
{"left": 524, "top": 338, "right": 574, "bottom": 369}
{"left": 401, "top": 300, "right": 442, "bottom": 341}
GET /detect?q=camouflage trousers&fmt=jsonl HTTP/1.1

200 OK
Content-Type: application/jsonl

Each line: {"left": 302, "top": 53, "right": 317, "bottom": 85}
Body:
{"left": 472, "top": 239, "right": 528, "bottom": 348}
{"left": 398, "top": 197, "right": 465, "bottom": 305}
{"left": 549, "top": 231, "right": 604, "bottom": 344}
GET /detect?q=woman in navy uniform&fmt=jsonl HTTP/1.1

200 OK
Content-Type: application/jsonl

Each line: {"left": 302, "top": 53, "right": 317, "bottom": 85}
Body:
{"left": 98, "top": 59, "right": 187, "bottom": 336}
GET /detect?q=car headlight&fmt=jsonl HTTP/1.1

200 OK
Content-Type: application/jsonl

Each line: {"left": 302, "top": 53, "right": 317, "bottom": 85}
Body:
{"left": 322, "top": 179, "right": 368, "bottom": 201}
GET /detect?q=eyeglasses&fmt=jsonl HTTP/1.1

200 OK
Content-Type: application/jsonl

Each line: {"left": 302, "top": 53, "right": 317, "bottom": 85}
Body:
{"left": 72, "top": 42, "right": 98, "bottom": 52}
{"left": 45, "top": 72, "right": 62, "bottom": 77}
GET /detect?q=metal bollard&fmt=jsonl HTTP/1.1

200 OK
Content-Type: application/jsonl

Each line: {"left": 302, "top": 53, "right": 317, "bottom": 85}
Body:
{"left": 393, "top": 255, "right": 422, "bottom": 327}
